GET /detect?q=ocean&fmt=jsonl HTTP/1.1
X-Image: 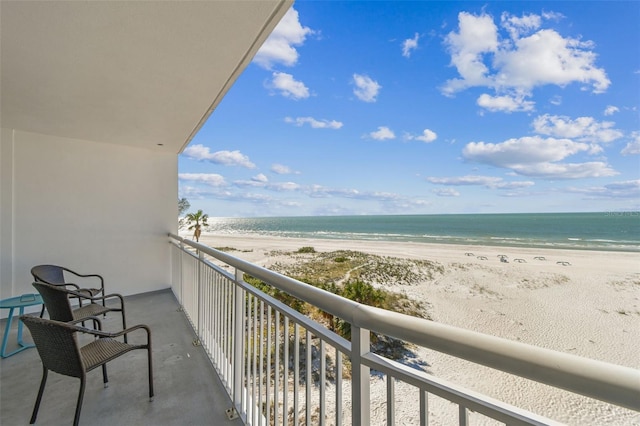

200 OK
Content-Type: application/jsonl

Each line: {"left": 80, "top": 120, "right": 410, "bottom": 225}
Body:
{"left": 206, "top": 212, "right": 640, "bottom": 252}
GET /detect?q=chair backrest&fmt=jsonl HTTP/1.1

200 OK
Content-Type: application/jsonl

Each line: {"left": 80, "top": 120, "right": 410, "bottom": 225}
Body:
{"left": 31, "top": 264, "right": 66, "bottom": 285}
{"left": 32, "top": 282, "right": 75, "bottom": 322}
{"left": 20, "top": 315, "right": 84, "bottom": 378}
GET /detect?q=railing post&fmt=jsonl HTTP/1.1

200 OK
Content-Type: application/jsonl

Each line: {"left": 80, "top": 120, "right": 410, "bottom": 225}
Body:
{"left": 232, "top": 268, "right": 245, "bottom": 416}
{"left": 196, "top": 250, "right": 205, "bottom": 343}
{"left": 179, "top": 239, "right": 185, "bottom": 305}
{"left": 351, "top": 324, "right": 370, "bottom": 426}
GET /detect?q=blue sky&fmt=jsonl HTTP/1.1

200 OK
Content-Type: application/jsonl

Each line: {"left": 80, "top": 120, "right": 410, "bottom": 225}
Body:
{"left": 179, "top": 1, "right": 639, "bottom": 217}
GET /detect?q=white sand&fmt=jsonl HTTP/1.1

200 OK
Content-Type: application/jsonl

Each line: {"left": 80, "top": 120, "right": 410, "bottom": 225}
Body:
{"left": 194, "top": 232, "right": 640, "bottom": 425}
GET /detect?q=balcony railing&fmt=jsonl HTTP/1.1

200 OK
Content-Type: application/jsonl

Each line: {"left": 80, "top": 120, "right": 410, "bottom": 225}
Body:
{"left": 168, "top": 233, "right": 639, "bottom": 425}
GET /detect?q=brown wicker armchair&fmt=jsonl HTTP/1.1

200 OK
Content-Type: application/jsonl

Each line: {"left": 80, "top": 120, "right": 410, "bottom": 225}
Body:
{"left": 19, "top": 315, "right": 153, "bottom": 426}
{"left": 32, "top": 282, "right": 128, "bottom": 343}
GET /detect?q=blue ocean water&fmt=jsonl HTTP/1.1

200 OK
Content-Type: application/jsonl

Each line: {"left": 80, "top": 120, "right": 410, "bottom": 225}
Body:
{"left": 207, "top": 213, "right": 640, "bottom": 252}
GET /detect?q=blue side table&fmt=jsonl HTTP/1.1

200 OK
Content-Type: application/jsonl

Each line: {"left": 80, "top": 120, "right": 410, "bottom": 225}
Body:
{"left": 0, "top": 294, "right": 43, "bottom": 358}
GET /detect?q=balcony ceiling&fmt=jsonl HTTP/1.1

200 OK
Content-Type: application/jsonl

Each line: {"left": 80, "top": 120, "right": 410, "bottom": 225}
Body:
{"left": 0, "top": 0, "right": 292, "bottom": 153}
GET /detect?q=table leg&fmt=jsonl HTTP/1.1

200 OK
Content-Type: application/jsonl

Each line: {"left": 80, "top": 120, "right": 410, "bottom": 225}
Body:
{"left": 1, "top": 307, "right": 35, "bottom": 358}
{"left": 1, "top": 307, "right": 16, "bottom": 358}
{"left": 16, "top": 307, "right": 33, "bottom": 348}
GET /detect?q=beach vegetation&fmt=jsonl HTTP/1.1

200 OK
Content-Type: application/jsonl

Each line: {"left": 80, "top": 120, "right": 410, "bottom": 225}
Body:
{"left": 276, "top": 249, "right": 443, "bottom": 287}
{"left": 296, "top": 246, "right": 316, "bottom": 254}
{"left": 185, "top": 209, "right": 209, "bottom": 242}
{"left": 178, "top": 197, "right": 190, "bottom": 216}
{"left": 214, "top": 246, "right": 253, "bottom": 253}
{"left": 243, "top": 249, "right": 435, "bottom": 362}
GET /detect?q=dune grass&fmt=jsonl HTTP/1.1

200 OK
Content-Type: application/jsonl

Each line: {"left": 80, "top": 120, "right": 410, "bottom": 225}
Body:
{"left": 245, "top": 247, "right": 441, "bottom": 360}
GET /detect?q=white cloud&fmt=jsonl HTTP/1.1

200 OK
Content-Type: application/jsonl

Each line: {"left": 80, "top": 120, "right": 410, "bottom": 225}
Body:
{"left": 621, "top": 132, "right": 640, "bottom": 155}
{"left": 433, "top": 188, "right": 460, "bottom": 197}
{"left": 306, "top": 185, "right": 408, "bottom": 203}
{"left": 182, "top": 144, "right": 256, "bottom": 168}
{"left": 272, "top": 182, "right": 300, "bottom": 191}
{"left": 234, "top": 177, "right": 301, "bottom": 192}
{"left": 252, "top": 173, "right": 268, "bottom": 183}
{"left": 477, "top": 93, "right": 535, "bottom": 112}
{"left": 498, "top": 29, "right": 609, "bottom": 93}
{"left": 179, "top": 173, "right": 227, "bottom": 186}
{"left": 427, "top": 175, "right": 500, "bottom": 186}
{"left": 604, "top": 105, "right": 619, "bottom": 116}
{"left": 271, "top": 164, "right": 299, "bottom": 174}
{"left": 352, "top": 74, "right": 381, "bottom": 102}
{"left": 270, "top": 72, "right": 310, "bottom": 99}
{"left": 462, "top": 136, "right": 619, "bottom": 178}
{"left": 463, "top": 136, "right": 590, "bottom": 167}
{"left": 510, "top": 162, "right": 618, "bottom": 179}
{"left": 369, "top": 126, "right": 395, "bottom": 140}
{"left": 605, "top": 180, "right": 640, "bottom": 195}
{"left": 253, "top": 7, "right": 313, "bottom": 69}
{"left": 500, "top": 12, "right": 541, "bottom": 39}
{"left": 461, "top": 116, "right": 626, "bottom": 178}
{"left": 542, "top": 11, "right": 565, "bottom": 21}
{"left": 285, "top": 116, "right": 343, "bottom": 129}
{"left": 442, "top": 12, "right": 498, "bottom": 95}
{"left": 402, "top": 33, "right": 420, "bottom": 58}
{"left": 496, "top": 180, "right": 536, "bottom": 189}
{"left": 406, "top": 128, "right": 438, "bottom": 143}
{"left": 566, "top": 180, "right": 640, "bottom": 199}
{"left": 427, "top": 175, "right": 534, "bottom": 189}
{"left": 442, "top": 11, "right": 610, "bottom": 111}
{"left": 532, "top": 114, "right": 623, "bottom": 143}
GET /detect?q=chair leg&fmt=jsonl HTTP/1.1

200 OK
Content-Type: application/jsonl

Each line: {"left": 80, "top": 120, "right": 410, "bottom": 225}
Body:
{"left": 147, "top": 346, "right": 154, "bottom": 399}
{"left": 102, "top": 363, "right": 109, "bottom": 387}
{"left": 121, "top": 309, "right": 128, "bottom": 344}
{"left": 30, "top": 367, "right": 48, "bottom": 424}
{"left": 73, "top": 378, "right": 86, "bottom": 426}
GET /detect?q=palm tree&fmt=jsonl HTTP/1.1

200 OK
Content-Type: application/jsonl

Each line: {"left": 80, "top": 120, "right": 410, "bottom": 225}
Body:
{"left": 185, "top": 209, "right": 209, "bottom": 242}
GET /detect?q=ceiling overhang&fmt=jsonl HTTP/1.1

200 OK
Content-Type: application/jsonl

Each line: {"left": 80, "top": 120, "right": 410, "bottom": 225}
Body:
{"left": 1, "top": 0, "right": 292, "bottom": 153}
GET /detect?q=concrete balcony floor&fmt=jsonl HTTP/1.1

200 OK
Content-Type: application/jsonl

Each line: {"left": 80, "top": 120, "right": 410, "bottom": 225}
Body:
{"left": 0, "top": 289, "right": 241, "bottom": 426}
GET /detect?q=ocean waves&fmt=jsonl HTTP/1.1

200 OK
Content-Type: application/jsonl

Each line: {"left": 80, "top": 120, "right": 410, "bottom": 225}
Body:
{"left": 205, "top": 213, "right": 640, "bottom": 252}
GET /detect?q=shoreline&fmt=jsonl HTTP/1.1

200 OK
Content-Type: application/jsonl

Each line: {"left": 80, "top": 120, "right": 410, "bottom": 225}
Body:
{"left": 194, "top": 231, "right": 640, "bottom": 264}
{"left": 190, "top": 232, "right": 639, "bottom": 424}
{"left": 190, "top": 228, "right": 640, "bottom": 253}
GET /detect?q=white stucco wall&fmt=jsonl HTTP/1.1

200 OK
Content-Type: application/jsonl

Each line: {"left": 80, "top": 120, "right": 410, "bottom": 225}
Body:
{"left": 0, "top": 129, "right": 178, "bottom": 305}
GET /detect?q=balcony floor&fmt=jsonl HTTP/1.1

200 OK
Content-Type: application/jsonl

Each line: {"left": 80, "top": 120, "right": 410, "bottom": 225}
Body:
{"left": 0, "top": 289, "right": 242, "bottom": 426}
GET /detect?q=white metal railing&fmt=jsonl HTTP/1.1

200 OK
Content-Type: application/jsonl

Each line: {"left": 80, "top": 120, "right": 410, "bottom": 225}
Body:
{"left": 168, "top": 233, "right": 640, "bottom": 425}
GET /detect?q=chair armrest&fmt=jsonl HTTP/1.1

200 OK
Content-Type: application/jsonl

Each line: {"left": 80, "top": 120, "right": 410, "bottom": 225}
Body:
{"left": 61, "top": 267, "right": 104, "bottom": 293}
{"left": 77, "top": 323, "right": 151, "bottom": 344}
{"left": 51, "top": 282, "right": 82, "bottom": 291}
{"left": 65, "top": 288, "right": 125, "bottom": 306}
{"left": 63, "top": 267, "right": 105, "bottom": 290}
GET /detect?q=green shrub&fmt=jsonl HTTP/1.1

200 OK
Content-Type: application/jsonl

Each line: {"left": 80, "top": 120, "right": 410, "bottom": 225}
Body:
{"left": 242, "top": 250, "right": 434, "bottom": 361}
{"left": 296, "top": 246, "right": 316, "bottom": 253}
{"left": 341, "top": 280, "right": 384, "bottom": 306}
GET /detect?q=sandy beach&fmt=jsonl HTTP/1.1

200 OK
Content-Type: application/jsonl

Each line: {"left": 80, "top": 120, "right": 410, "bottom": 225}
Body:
{"left": 193, "top": 232, "right": 640, "bottom": 425}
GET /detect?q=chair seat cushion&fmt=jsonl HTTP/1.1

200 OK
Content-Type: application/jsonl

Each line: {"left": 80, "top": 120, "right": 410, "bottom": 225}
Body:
{"left": 73, "top": 303, "right": 112, "bottom": 319}
{"left": 76, "top": 288, "right": 101, "bottom": 297}
{"left": 82, "top": 338, "right": 139, "bottom": 371}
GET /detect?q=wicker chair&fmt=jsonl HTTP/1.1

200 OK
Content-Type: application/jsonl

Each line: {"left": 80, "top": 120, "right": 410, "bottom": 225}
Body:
{"left": 20, "top": 315, "right": 153, "bottom": 426}
{"left": 31, "top": 265, "right": 106, "bottom": 307}
{"left": 32, "top": 282, "right": 128, "bottom": 343}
